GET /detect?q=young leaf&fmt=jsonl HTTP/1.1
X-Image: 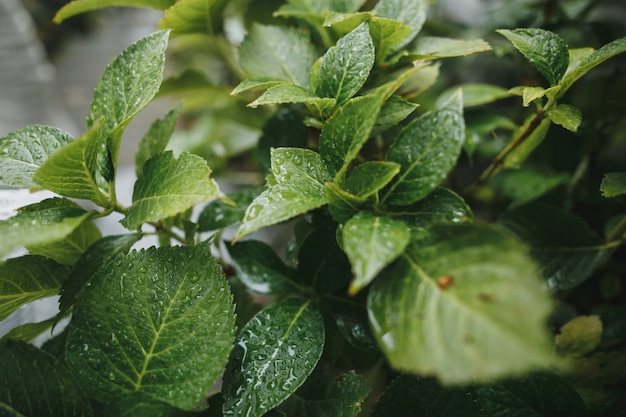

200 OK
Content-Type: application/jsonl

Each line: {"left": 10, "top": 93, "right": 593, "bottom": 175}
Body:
{"left": 499, "top": 203, "right": 608, "bottom": 290}
{"left": 54, "top": 0, "right": 175, "bottom": 23}
{"left": 411, "top": 36, "right": 492, "bottom": 60}
{"left": 320, "top": 89, "right": 388, "bottom": 179}
{"left": 502, "top": 116, "right": 551, "bottom": 169}
{"left": 0, "top": 340, "right": 93, "bottom": 417}
{"left": 136, "top": 103, "right": 182, "bottom": 176}
{"left": 235, "top": 148, "right": 331, "bottom": 240}
{"left": 601, "top": 172, "right": 626, "bottom": 198}
{"left": 1, "top": 316, "right": 57, "bottom": 343}
{"left": 222, "top": 299, "right": 325, "bottom": 417}
{"left": 343, "top": 212, "right": 410, "bottom": 295}
{"left": 122, "top": 151, "right": 220, "bottom": 230}
{"left": 249, "top": 83, "right": 335, "bottom": 111}
{"left": 65, "top": 243, "right": 236, "bottom": 410}
{"left": 497, "top": 28, "right": 569, "bottom": 86}
{"left": 226, "top": 240, "right": 298, "bottom": 294}
{"left": 87, "top": 30, "right": 170, "bottom": 171}
{"left": 373, "top": 0, "right": 428, "bottom": 49}
{"left": 437, "top": 83, "right": 510, "bottom": 108}
{"left": 383, "top": 89, "right": 465, "bottom": 206}
{"left": 316, "top": 22, "right": 375, "bottom": 104}
{"left": 0, "top": 198, "right": 93, "bottom": 259}
{"left": 238, "top": 24, "right": 318, "bottom": 88}
{"left": 555, "top": 315, "right": 603, "bottom": 357}
{"left": 158, "top": 0, "right": 228, "bottom": 36}
{"left": 547, "top": 104, "right": 582, "bottom": 132}
{"left": 369, "top": 17, "right": 413, "bottom": 62}
{"left": 0, "top": 255, "right": 68, "bottom": 321}
{"left": 325, "top": 183, "right": 369, "bottom": 223}
{"left": 0, "top": 126, "right": 74, "bottom": 189}
{"left": 368, "top": 224, "right": 555, "bottom": 383}
{"left": 198, "top": 186, "right": 263, "bottom": 231}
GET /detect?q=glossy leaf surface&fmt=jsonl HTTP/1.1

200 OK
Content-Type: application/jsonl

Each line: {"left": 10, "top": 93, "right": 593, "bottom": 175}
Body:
{"left": 547, "top": 104, "right": 582, "bottom": 132}
{"left": 198, "top": 187, "right": 263, "bottom": 231}
{"left": 388, "top": 188, "right": 473, "bottom": 229}
{"left": 135, "top": 104, "right": 182, "bottom": 176}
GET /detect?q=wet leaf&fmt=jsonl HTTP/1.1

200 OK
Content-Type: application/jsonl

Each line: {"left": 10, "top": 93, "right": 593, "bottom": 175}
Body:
{"left": 373, "top": 0, "right": 428, "bottom": 49}
{"left": 198, "top": 187, "right": 263, "bottom": 231}
{"left": 387, "top": 188, "right": 473, "bottom": 229}
{"left": 411, "top": 37, "right": 492, "bottom": 60}
{"left": 158, "top": 0, "right": 228, "bottom": 36}
{"left": 547, "top": 104, "right": 582, "bottom": 132}
{"left": 1, "top": 316, "right": 57, "bottom": 343}
{"left": 249, "top": 83, "right": 335, "bottom": 110}
{"left": 136, "top": 104, "right": 182, "bottom": 176}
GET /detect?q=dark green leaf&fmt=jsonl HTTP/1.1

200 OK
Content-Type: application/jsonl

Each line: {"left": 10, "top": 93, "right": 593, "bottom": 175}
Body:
{"left": 383, "top": 89, "right": 465, "bottom": 206}
{"left": 497, "top": 29, "right": 569, "bottom": 86}
{"left": 317, "top": 22, "right": 374, "bottom": 104}
{"left": 198, "top": 187, "right": 263, "bottom": 231}
{"left": 27, "top": 219, "right": 101, "bottom": 265}
{"left": 136, "top": 104, "right": 182, "bottom": 176}
{"left": 226, "top": 240, "right": 297, "bottom": 294}
{"left": 0, "top": 255, "right": 68, "bottom": 321}
{"left": 372, "top": 95, "right": 419, "bottom": 135}
{"left": 373, "top": 0, "right": 428, "bottom": 49}
{"left": 437, "top": 83, "right": 510, "bottom": 108}
{"left": 0, "top": 340, "right": 93, "bottom": 417}
{"left": 158, "top": 0, "right": 228, "bottom": 36}
{"left": 499, "top": 203, "right": 608, "bottom": 290}
{"left": 256, "top": 106, "right": 308, "bottom": 173}
{"left": 0, "top": 126, "right": 74, "bottom": 188}
{"left": 601, "top": 172, "right": 626, "bottom": 198}
{"left": 411, "top": 36, "right": 492, "bottom": 60}
{"left": 235, "top": 148, "right": 331, "bottom": 239}
{"left": 331, "top": 297, "right": 378, "bottom": 351}
{"left": 222, "top": 299, "right": 325, "bottom": 417}
{"left": 103, "top": 392, "right": 197, "bottom": 417}
{"left": 343, "top": 212, "right": 410, "bottom": 295}
{"left": 492, "top": 168, "right": 569, "bottom": 208}
{"left": 325, "top": 183, "right": 369, "bottom": 224}
{"left": 1, "top": 316, "right": 57, "bottom": 342}
{"left": 368, "top": 224, "right": 555, "bottom": 383}
{"left": 54, "top": 0, "right": 175, "bottom": 23}
{"left": 65, "top": 243, "right": 236, "bottom": 410}
{"left": 122, "top": 151, "right": 220, "bottom": 230}
{"left": 547, "top": 104, "right": 582, "bottom": 132}
{"left": 387, "top": 188, "right": 473, "bottom": 229}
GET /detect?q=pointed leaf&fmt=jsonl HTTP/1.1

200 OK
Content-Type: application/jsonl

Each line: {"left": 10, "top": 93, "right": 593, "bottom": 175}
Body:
{"left": 1, "top": 317, "right": 57, "bottom": 342}
{"left": 502, "top": 116, "right": 551, "bottom": 169}
{"left": 235, "top": 148, "right": 331, "bottom": 239}
{"left": 368, "top": 224, "right": 555, "bottom": 383}
{"left": 0, "top": 126, "right": 74, "bottom": 189}
{"left": 222, "top": 299, "right": 325, "bottom": 417}
{"left": 249, "top": 83, "right": 335, "bottom": 110}
{"left": 601, "top": 172, "right": 626, "bottom": 198}
{"left": 387, "top": 188, "right": 473, "bottom": 229}
{"left": 65, "top": 243, "right": 236, "bottom": 410}
{"left": 238, "top": 24, "right": 318, "bottom": 88}
{"left": 383, "top": 90, "right": 465, "bottom": 206}
{"left": 232, "top": 79, "right": 288, "bottom": 96}
{"left": 198, "top": 186, "right": 263, "bottom": 231}
{"left": 27, "top": 219, "right": 101, "bottom": 266}
{"left": 369, "top": 17, "right": 413, "bottom": 62}
{"left": 343, "top": 212, "right": 410, "bottom": 295}
{"left": 411, "top": 36, "right": 492, "bottom": 60}
{"left": 136, "top": 104, "right": 182, "bottom": 176}
{"left": 548, "top": 104, "right": 582, "bottom": 132}
{"left": 555, "top": 315, "right": 603, "bottom": 357}
{"left": 437, "top": 83, "right": 510, "bottom": 108}
{"left": 492, "top": 169, "right": 569, "bottom": 208}
{"left": 497, "top": 29, "right": 569, "bottom": 86}
{"left": 373, "top": 0, "right": 428, "bottom": 49}
{"left": 317, "top": 22, "right": 375, "bottom": 104}
{"left": 0, "top": 255, "right": 68, "bottom": 321}
{"left": 0, "top": 340, "right": 93, "bottom": 417}
{"left": 257, "top": 106, "right": 308, "bottom": 173}
{"left": 325, "top": 183, "right": 368, "bottom": 224}
{"left": 158, "top": 0, "right": 228, "bottom": 36}
{"left": 54, "top": 0, "right": 175, "bottom": 23}
{"left": 372, "top": 95, "right": 419, "bottom": 135}
{"left": 226, "top": 240, "right": 297, "bottom": 294}
{"left": 0, "top": 198, "right": 93, "bottom": 259}
{"left": 122, "top": 151, "right": 220, "bottom": 230}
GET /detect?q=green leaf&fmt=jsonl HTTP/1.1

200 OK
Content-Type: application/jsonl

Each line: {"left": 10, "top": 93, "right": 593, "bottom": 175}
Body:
{"left": 325, "top": 183, "right": 368, "bottom": 223}
{"left": 1, "top": 317, "right": 57, "bottom": 342}
{"left": 320, "top": 89, "right": 387, "bottom": 179}
{"left": 368, "top": 224, "right": 555, "bottom": 383}
{"left": 383, "top": 89, "right": 465, "bottom": 206}
{"left": 54, "top": 0, "right": 175, "bottom": 23}
{"left": 601, "top": 172, "right": 626, "bottom": 198}
{"left": 372, "top": 95, "right": 419, "bottom": 135}
{"left": 27, "top": 219, "right": 101, "bottom": 266}
{"left": 559, "top": 36, "right": 626, "bottom": 97}
{"left": 316, "top": 22, "right": 375, "bottom": 104}
{"left": 231, "top": 79, "right": 288, "bottom": 96}
{"left": 387, "top": 188, "right": 473, "bottom": 229}
{"left": 226, "top": 240, "right": 297, "bottom": 294}
{"left": 0, "top": 198, "right": 93, "bottom": 259}
{"left": 198, "top": 187, "right": 263, "bottom": 231}
{"left": 235, "top": 148, "right": 331, "bottom": 239}
{"left": 87, "top": 30, "right": 170, "bottom": 171}
{"left": 158, "top": 0, "right": 228, "bottom": 36}
{"left": 249, "top": 83, "right": 335, "bottom": 111}
{"left": 497, "top": 29, "right": 569, "bottom": 86}
{"left": 257, "top": 106, "right": 308, "bottom": 173}
{"left": 437, "top": 83, "right": 510, "bottom": 108}
{"left": 0, "top": 340, "right": 93, "bottom": 417}
{"left": 499, "top": 203, "right": 607, "bottom": 290}
{"left": 0, "top": 255, "right": 68, "bottom": 321}
{"left": 555, "top": 315, "right": 603, "bottom": 357}
{"left": 547, "top": 104, "right": 582, "bottom": 132}
{"left": 122, "top": 151, "right": 220, "bottom": 230}
{"left": 411, "top": 36, "right": 492, "bottom": 60}
{"left": 238, "top": 24, "right": 318, "bottom": 88}
{"left": 65, "top": 243, "right": 236, "bottom": 410}
{"left": 136, "top": 104, "right": 182, "bottom": 176}
{"left": 373, "top": 0, "right": 428, "bottom": 49}
{"left": 492, "top": 169, "right": 569, "bottom": 208}
{"left": 222, "top": 299, "right": 325, "bottom": 417}
{"left": 278, "top": 371, "right": 370, "bottom": 417}
{"left": 369, "top": 17, "right": 414, "bottom": 62}
{"left": 343, "top": 212, "right": 410, "bottom": 295}
{"left": 103, "top": 392, "right": 197, "bottom": 417}
{"left": 0, "top": 126, "right": 74, "bottom": 189}
{"left": 502, "top": 115, "right": 551, "bottom": 169}
{"left": 331, "top": 297, "right": 378, "bottom": 351}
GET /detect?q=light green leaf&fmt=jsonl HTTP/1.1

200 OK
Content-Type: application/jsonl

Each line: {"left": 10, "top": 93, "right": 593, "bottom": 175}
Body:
{"left": 222, "top": 299, "right": 325, "bottom": 417}
{"left": 226, "top": 240, "right": 297, "bottom": 294}
{"left": 343, "top": 212, "right": 410, "bottom": 295}
{"left": 0, "top": 198, "right": 93, "bottom": 259}
{"left": 27, "top": 219, "right": 101, "bottom": 266}
{"left": 383, "top": 89, "right": 465, "bottom": 206}
{"left": 136, "top": 104, "right": 182, "bottom": 176}
{"left": 325, "top": 183, "right": 368, "bottom": 224}
{"left": 411, "top": 36, "right": 492, "bottom": 60}
{"left": 555, "top": 315, "right": 603, "bottom": 357}
{"left": 249, "top": 83, "right": 335, "bottom": 111}
{"left": 231, "top": 79, "right": 288, "bottom": 96}
{"left": 559, "top": 36, "right": 626, "bottom": 97}
{"left": 87, "top": 30, "right": 170, "bottom": 171}
{"left": 158, "top": 0, "right": 228, "bottom": 36}
{"left": 54, "top": 0, "right": 175, "bottom": 23}
{"left": 497, "top": 28, "right": 569, "bottom": 86}
{"left": 0, "top": 126, "right": 74, "bottom": 188}
{"left": 0, "top": 340, "right": 93, "bottom": 417}
{"left": 373, "top": 0, "right": 428, "bottom": 49}
{"left": 373, "top": 95, "right": 419, "bottom": 135}
{"left": 122, "top": 151, "right": 220, "bottom": 230}
{"left": 320, "top": 89, "right": 387, "bottom": 179}
{"left": 65, "top": 243, "right": 236, "bottom": 410}
{"left": 0, "top": 255, "right": 68, "bottom": 321}
{"left": 344, "top": 161, "right": 401, "bottom": 197}
{"left": 1, "top": 317, "right": 57, "bottom": 342}
{"left": 601, "top": 172, "right": 626, "bottom": 198}
{"left": 317, "top": 22, "right": 374, "bottom": 104}
{"left": 238, "top": 24, "right": 318, "bottom": 88}
{"left": 369, "top": 17, "right": 413, "bottom": 62}
{"left": 387, "top": 188, "right": 473, "bottom": 229}
{"left": 198, "top": 186, "right": 263, "bottom": 231}
{"left": 368, "top": 224, "right": 555, "bottom": 383}
{"left": 235, "top": 148, "right": 331, "bottom": 239}
{"left": 547, "top": 104, "right": 582, "bottom": 132}
{"left": 502, "top": 115, "right": 551, "bottom": 169}
{"left": 437, "top": 83, "right": 510, "bottom": 108}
